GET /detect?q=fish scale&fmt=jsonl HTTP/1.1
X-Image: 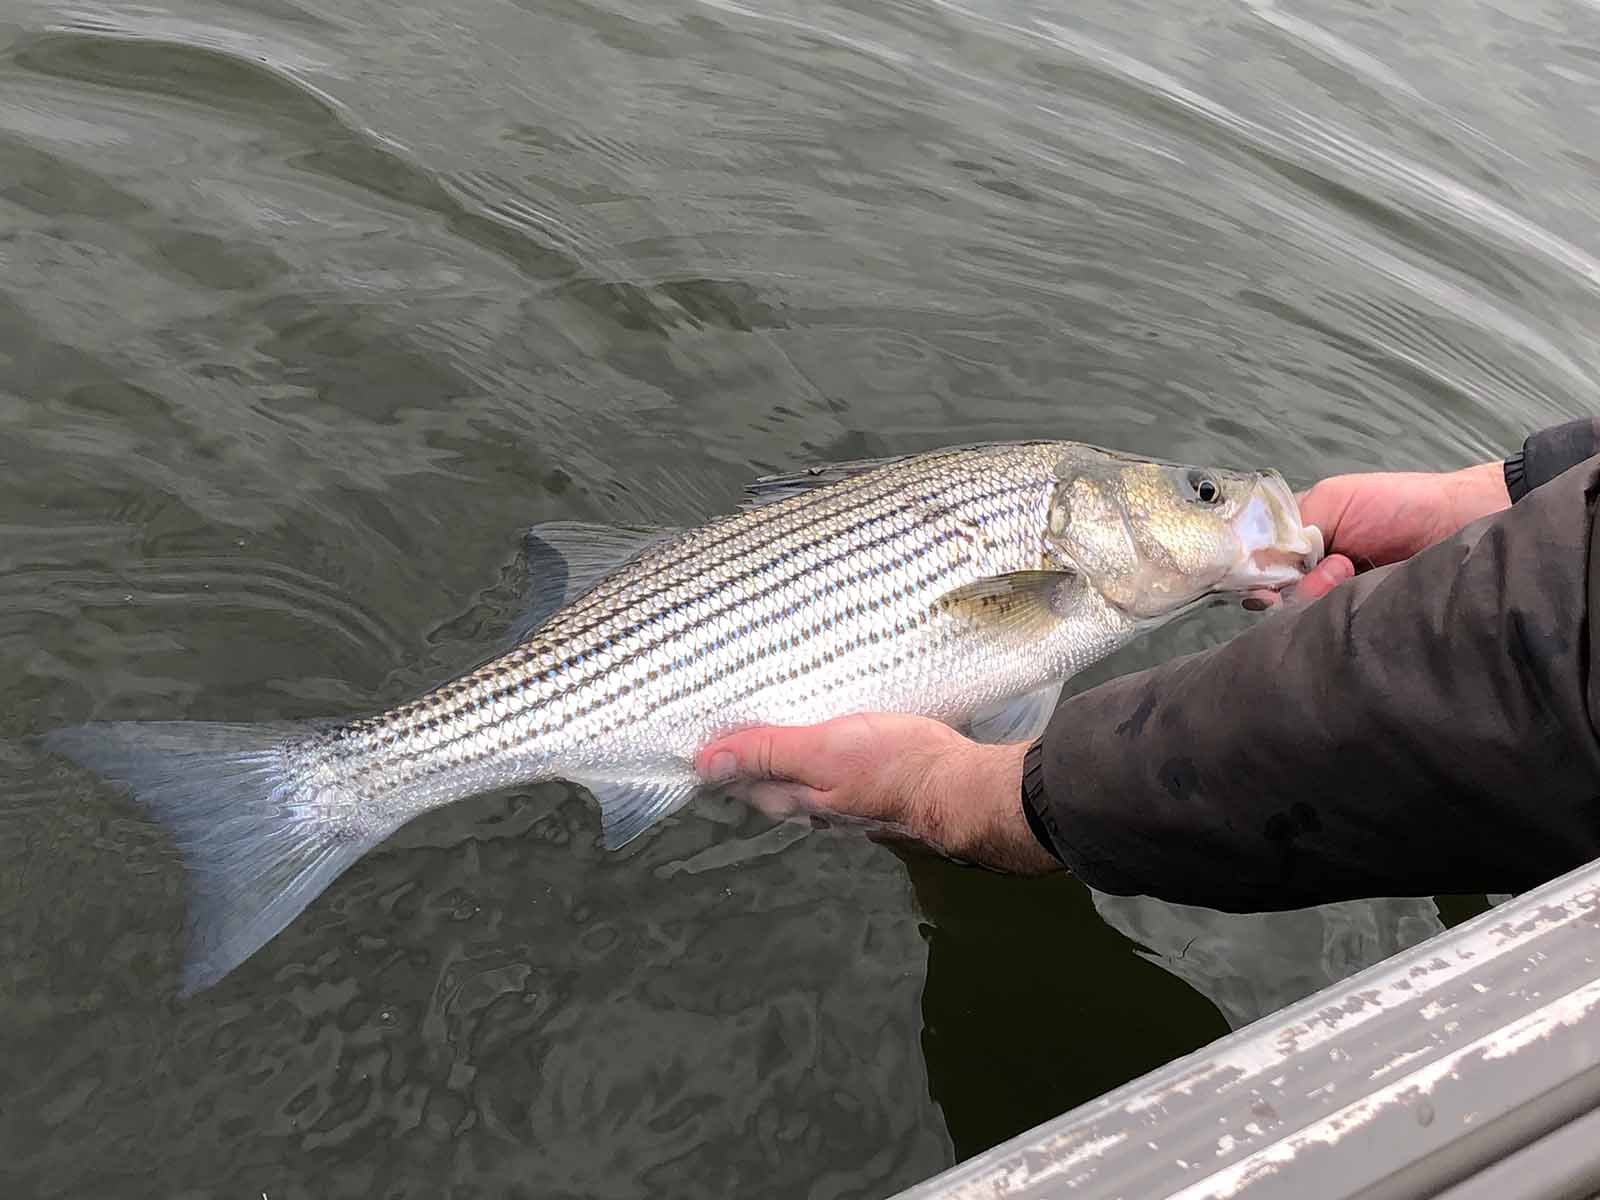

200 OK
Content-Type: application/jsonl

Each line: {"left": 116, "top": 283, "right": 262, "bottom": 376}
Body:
{"left": 326, "top": 445, "right": 1062, "bottom": 801}
{"left": 47, "top": 438, "right": 1320, "bottom": 992}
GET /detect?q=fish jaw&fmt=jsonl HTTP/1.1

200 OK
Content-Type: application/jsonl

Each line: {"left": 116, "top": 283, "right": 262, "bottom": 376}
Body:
{"left": 1219, "top": 471, "right": 1324, "bottom": 593}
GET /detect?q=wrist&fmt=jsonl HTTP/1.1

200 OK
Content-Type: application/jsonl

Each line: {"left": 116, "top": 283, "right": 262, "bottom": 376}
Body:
{"left": 1448, "top": 461, "right": 1513, "bottom": 527}
{"left": 933, "top": 740, "right": 1060, "bottom": 874}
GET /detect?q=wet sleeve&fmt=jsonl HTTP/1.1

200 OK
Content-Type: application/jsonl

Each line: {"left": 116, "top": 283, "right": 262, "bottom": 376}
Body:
{"left": 1021, "top": 456, "right": 1600, "bottom": 910}
{"left": 1504, "top": 417, "right": 1600, "bottom": 502}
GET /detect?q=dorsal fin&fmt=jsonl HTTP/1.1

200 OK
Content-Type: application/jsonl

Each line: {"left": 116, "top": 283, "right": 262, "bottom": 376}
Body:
{"left": 740, "top": 441, "right": 1046, "bottom": 509}
{"left": 510, "top": 521, "right": 680, "bottom": 644}
{"left": 740, "top": 454, "right": 912, "bottom": 508}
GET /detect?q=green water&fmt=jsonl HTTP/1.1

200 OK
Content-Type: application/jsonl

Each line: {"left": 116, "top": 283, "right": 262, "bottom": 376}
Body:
{"left": 2, "top": 0, "right": 1592, "bottom": 1194}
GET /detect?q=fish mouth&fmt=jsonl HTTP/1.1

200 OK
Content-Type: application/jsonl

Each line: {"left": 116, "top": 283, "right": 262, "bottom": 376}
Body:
{"left": 1221, "top": 472, "right": 1324, "bottom": 593}
{"left": 1244, "top": 532, "right": 1324, "bottom": 589}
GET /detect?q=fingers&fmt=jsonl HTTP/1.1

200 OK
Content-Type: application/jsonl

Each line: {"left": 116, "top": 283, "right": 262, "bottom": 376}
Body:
{"left": 697, "top": 719, "right": 870, "bottom": 792}
{"left": 738, "top": 779, "right": 827, "bottom": 819}
{"left": 699, "top": 726, "right": 822, "bottom": 789}
{"left": 1297, "top": 468, "right": 1504, "bottom": 570}
{"left": 696, "top": 713, "right": 968, "bottom": 831}
{"left": 1240, "top": 551, "right": 1355, "bottom": 610}
{"left": 696, "top": 717, "right": 1053, "bottom": 869}
{"left": 1290, "top": 553, "right": 1356, "bottom": 601}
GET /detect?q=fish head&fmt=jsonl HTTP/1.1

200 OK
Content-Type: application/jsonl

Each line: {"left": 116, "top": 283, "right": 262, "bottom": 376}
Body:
{"left": 1044, "top": 456, "right": 1323, "bottom": 619}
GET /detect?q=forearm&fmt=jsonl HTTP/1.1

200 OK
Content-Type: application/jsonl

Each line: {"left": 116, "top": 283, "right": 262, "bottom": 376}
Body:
{"left": 1024, "top": 455, "right": 1600, "bottom": 908}
{"left": 935, "top": 740, "right": 1059, "bottom": 874}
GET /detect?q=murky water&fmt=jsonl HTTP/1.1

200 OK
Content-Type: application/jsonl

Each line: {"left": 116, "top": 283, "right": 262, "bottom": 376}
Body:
{"left": 4, "top": 0, "right": 1598, "bottom": 1195}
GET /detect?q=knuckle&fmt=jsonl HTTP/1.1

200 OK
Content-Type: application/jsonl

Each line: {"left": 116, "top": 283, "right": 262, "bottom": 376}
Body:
{"left": 751, "top": 734, "right": 779, "bottom": 779}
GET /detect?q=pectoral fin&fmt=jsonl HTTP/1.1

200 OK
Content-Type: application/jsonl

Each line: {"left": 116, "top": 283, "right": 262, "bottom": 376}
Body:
{"left": 935, "top": 570, "right": 1078, "bottom": 640}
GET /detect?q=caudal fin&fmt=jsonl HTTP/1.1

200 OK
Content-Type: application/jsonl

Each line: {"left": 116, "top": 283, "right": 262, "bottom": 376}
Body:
{"left": 46, "top": 721, "right": 384, "bottom": 995}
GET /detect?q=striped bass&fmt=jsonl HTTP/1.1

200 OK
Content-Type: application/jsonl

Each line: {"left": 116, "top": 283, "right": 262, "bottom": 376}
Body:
{"left": 48, "top": 440, "right": 1322, "bottom": 991}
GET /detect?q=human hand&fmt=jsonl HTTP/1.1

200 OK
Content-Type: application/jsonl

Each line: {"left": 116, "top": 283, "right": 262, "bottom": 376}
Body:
{"left": 696, "top": 713, "right": 1059, "bottom": 873}
{"left": 1285, "top": 461, "right": 1510, "bottom": 603}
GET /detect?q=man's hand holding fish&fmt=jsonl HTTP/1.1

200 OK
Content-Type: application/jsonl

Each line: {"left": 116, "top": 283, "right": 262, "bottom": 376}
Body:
{"left": 702, "top": 425, "right": 1600, "bottom": 912}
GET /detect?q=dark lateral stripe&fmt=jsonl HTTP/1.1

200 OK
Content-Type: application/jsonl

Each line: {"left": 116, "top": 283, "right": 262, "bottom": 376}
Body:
{"left": 375, "top": 506, "right": 983, "bottom": 772}
{"left": 572, "top": 578, "right": 967, "bottom": 742}
{"left": 338, "top": 458, "right": 1054, "bottom": 778}
{"left": 359, "top": 479, "right": 1034, "bottom": 777}
{"left": 541, "top": 474, "right": 1032, "bottom": 684}
{"left": 405, "top": 473, "right": 1033, "bottom": 736}
{"left": 380, "top": 461, "right": 963, "bottom": 730}
{"left": 481, "top": 478, "right": 1028, "bottom": 718}
{"left": 538, "top": 442, "right": 1047, "bottom": 653}
{"left": 536, "top": 552, "right": 967, "bottom": 741}
{"left": 505, "top": 448, "right": 983, "bottom": 658}
{"left": 514, "top": 456, "right": 987, "bottom": 660}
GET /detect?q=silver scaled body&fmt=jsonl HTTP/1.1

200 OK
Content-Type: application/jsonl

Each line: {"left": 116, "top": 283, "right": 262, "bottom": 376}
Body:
{"left": 315, "top": 442, "right": 1124, "bottom": 842}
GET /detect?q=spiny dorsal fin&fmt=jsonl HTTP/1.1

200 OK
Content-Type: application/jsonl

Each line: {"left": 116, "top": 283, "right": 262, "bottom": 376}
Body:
{"left": 740, "top": 454, "right": 912, "bottom": 508}
{"left": 741, "top": 441, "right": 1056, "bottom": 509}
{"left": 935, "top": 570, "right": 1079, "bottom": 640}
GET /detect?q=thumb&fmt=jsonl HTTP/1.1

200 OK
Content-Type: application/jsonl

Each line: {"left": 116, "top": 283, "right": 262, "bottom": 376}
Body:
{"left": 696, "top": 725, "right": 838, "bottom": 790}
{"left": 1289, "top": 552, "right": 1356, "bottom": 602}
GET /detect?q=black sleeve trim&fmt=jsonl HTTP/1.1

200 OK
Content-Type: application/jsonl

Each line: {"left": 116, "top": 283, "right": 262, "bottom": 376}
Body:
{"left": 1504, "top": 449, "right": 1529, "bottom": 503}
{"left": 1019, "top": 740, "right": 1064, "bottom": 864}
{"left": 1517, "top": 418, "right": 1600, "bottom": 500}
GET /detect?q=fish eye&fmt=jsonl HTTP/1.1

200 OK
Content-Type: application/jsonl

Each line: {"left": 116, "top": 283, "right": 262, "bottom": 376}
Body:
{"left": 1188, "top": 471, "right": 1222, "bottom": 504}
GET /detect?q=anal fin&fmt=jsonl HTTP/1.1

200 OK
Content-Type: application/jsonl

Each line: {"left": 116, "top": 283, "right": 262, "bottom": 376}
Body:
{"left": 580, "top": 774, "right": 700, "bottom": 849}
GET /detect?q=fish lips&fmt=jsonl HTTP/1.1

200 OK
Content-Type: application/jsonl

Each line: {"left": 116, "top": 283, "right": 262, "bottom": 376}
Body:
{"left": 1222, "top": 475, "right": 1325, "bottom": 595}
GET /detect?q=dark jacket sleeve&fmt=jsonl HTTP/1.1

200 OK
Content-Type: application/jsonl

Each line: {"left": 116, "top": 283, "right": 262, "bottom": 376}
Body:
{"left": 1505, "top": 417, "right": 1600, "bottom": 501}
{"left": 1022, "top": 454, "right": 1600, "bottom": 910}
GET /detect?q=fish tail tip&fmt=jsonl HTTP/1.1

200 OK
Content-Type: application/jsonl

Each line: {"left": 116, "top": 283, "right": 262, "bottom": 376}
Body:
{"left": 49, "top": 719, "right": 382, "bottom": 992}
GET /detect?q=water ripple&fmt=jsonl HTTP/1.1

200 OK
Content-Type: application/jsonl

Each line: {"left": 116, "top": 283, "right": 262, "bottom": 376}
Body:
{"left": 6, "top": 0, "right": 1600, "bottom": 1194}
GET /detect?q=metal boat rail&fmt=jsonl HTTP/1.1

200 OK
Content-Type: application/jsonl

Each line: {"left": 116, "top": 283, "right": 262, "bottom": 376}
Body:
{"left": 890, "top": 857, "right": 1600, "bottom": 1200}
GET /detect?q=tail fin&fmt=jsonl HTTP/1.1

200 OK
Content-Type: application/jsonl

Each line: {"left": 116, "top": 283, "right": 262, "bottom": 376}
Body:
{"left": 46, "top": 721, "right": 385, "bottom": 995}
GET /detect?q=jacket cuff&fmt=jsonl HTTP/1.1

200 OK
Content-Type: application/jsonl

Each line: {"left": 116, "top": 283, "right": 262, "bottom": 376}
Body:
{"left": 1019, "top": 740, "right": 1064, "bottom": 864}
{"left": 1503, "top": 450, "right": 1527, "bottom": 503}
{"left": 1510, "top": 418, "right": 1600, "bottom": 501}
